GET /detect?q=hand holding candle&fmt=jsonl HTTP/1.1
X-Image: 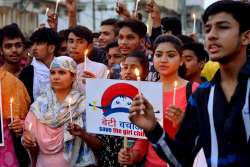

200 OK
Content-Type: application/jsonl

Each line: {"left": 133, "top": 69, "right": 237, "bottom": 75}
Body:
{"left": 134, "top": 68, "right": 144, "bottom": 114}
{"left": 173, "top": 81, "right": 178, "bottom": 106}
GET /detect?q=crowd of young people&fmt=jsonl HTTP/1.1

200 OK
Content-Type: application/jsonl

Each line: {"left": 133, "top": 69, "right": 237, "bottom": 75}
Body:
{"left": 0, "top": 0, "right": 249, "bottom": 167}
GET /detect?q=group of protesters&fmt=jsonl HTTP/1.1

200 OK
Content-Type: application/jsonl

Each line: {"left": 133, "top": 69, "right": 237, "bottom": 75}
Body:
{"left": 0, "top": 0, "right": 249, "bottom": 167}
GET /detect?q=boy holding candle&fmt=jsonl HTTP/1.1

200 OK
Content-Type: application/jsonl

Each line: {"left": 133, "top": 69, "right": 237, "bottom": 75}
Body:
{"left": 66, "top": 25, "right": 107, "bottom": 90}
{"left": 129, "top": 1, "right": 250, "bottom": 167}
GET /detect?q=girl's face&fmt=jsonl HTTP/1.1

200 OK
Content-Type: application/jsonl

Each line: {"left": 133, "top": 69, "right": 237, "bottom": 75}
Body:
{"left": 120, "top": 57, "right": 144, "bottom": 81}
{"left": 50, "top": 68, "right": 75, "bottom": 92}
{"left": 153, "top": 42, "right": 182, "bottom": 77}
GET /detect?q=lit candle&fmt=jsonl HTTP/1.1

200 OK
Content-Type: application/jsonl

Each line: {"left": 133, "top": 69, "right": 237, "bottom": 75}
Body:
{"left": 68, "top": 98, "right": 72, "bottom": 123}
{"left": 28, "top": 123, "right": 32, "bottom": 132}
{"left": 55, "top": 0, "right": 60, "bottom": 14}
{"left": 135, "top": 0, "right": 141, "bottom": 15}
{"left": 10, "top": 98, "right": 14, "bottom": 123}
{"left": 134, "top": 68, "right": 144, "bottom": 114}
{"left": 84, "top": 49, "right": 88, "bottom": 71}
{"left": 173, "top": 81, "right": 178, "bottom": 105}
{"left": 45, "top": 8, "right": 49, "bottom": 17}
{"left": 106, "top": 69, "right": 110, "bottom": 78}
{"left": 192, "top": 13, "right": 196, "bottom": 34}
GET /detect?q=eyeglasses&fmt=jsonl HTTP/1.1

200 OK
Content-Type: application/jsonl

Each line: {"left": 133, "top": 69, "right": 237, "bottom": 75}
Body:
{"left": 3, "top": 42, "right": 24, "bottom": 49}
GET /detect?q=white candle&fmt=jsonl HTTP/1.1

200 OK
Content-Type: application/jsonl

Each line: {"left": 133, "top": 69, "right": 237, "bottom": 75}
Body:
{"left": 28, "top": 123, "right": 32, "bottom": 132}
{"left": 134, "top": 68, "right": 144, "bottom": 114}
{"left": 68, "top": 98, "right": 72, "bottom": 123}
{"left": 10, "top": 98, "right": 14, "bottom": 123}
{"left": 173, "top": 81, "right": 178, "bottom": 105}
{"left": 135, "top": 0, "right": 141, "bottom": 14}
{"left": 45, "top": 8, "right": 49, "bottom": 17}
{"left": 192, "top": 13, "right": 196, "bottom": 34}
{"left": 55, "top": 0, "right": 60, "bottom": 14}
{"left": 84, "top": 49, "right": 88, "bottom": 71}
{"left": 106, "top": 69, "right": 110, "bottom": 78}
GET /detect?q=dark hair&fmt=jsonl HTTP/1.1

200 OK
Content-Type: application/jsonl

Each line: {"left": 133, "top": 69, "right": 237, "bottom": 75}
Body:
{"left": 0, "top": 23, "right": 25, "bottom": 46}
{"left": 105, "top": 40, "right": 119, "bottom": 52}
{"left": 202, "top": 1, "right": 250, "bottom": 33}
{"left": 101, "top": 18, "right": 119, "bottom": 36}
{"left": 127, "top": 50, "right": 149, "bottom": 80}
{"left": 30, "top": 27, "right": 60, "bottom": 55}
{"left": 68, "top": 25, "right": 93, "bottom": 44}
{"left": 161, "top": 17, "right": 182, "bottom": 35}
{"left": 117, "top": 19, "right": 147, "bottom": 38}
{"left": 176, "top": 34, "right": 195, "bottom": 45}
{"left": 93, "top": 32, "right": 100, "bottom": 38}
{"left": 101, "top": 18, "right": 118, "bottom": 26}
{"left": 153, "top": 35, "right": 183, "bottom": 55}
{"left": 182, "top": 42, "right": 209, "bottom": 62}
{"left": 58, "top": 29, "right": 70, "bottom": 42}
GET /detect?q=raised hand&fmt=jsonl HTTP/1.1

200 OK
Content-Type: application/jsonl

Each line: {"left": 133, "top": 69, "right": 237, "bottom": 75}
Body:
{"left": 65, "top": 0, "right": 77, "bottom": 14}
{"left": 129, "top": 95, "right": 157, "bottom": 132}
{"left": 116, "top": 2, "right": 131, "bottom": 20}
{"left": 47, "top": 11, "right": 58, "bottom": 31}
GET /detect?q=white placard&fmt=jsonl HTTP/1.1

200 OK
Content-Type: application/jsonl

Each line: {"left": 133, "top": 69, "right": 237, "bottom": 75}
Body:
{"left": 86, "top": 79, "right": 163, "bottom": 139}
{"left": 0, "top": 81, "right": 4, "bottom": 146}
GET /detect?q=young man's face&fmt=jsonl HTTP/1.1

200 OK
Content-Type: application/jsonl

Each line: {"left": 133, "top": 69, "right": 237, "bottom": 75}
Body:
{"left": 182, "top": 49, "right": 202, "bottom": 79}
{"left": 67, "top": 32, "right": 88, "bottom": 64}
{"left": 120, "top": 57, "right": 143, "bottom": 81}
{"left": 31, "top": 42, "right": 53, "bottom": 62}
{"left": 204, "top": 12, "right": 242, "bottom": 63}
{"left": 1, "top": 37, "right": 24, "bottom": 64}
{"left": 107, "top": 46, "right": 124, "bottom": 67}
{"left": 118, "top": 27, "right": 142, "bottom": 56}
{"left": 99, "top": 25, "right": 116, "bottom": 48}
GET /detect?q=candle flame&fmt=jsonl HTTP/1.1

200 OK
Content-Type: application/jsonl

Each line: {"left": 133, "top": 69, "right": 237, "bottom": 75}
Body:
{"left": 28, "top": 123, "right": 32, "bottom": 131}
{"left": 174, "top": 81, "right": 178, "bottom": 88}
{"left": 106, "top": 70, "right": 110, "bottom": 76}
{"left": 134, "top": 68, "right": 140, "bottom": 77}
{"left": 10, "top": 97, "right": 13, "bottom": 103}
{"left": 68, "top": 98, "right": 72, "bottom": 104}
{"left": 84, "top": 49, "right": 88, "bottom": 56}
{"left": 192, "top": 13, "right": 196, "bottom": 19}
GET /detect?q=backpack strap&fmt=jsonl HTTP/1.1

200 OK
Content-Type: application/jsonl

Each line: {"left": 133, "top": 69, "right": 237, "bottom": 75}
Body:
{"left": 186, "top": 81, "right": 193, "bottom": 101}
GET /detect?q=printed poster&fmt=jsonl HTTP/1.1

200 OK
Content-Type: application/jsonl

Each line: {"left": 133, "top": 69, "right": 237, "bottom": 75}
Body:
{"left": 86, "top": 79, "right": 163, "bottom": 139}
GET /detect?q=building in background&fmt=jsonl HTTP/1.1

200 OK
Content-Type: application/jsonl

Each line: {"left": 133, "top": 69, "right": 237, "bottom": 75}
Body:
{"left": 0, "top": 0, "right": 204, "bottom": 36}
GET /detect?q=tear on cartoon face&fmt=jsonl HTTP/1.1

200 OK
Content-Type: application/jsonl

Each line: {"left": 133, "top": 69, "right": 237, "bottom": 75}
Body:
{"left": 111, "top": 96, "right": 132, "bottom": 109}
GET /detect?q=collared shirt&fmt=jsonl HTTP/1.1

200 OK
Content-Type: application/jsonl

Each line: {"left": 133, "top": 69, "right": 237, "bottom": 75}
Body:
{"left": 146, "top": 57, "right": 250, "bottom": 167}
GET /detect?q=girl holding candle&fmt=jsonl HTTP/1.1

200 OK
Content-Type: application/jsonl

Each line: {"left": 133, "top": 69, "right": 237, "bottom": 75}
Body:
{"left": 92, "top": 50, "right": 149, "bottom": 167}
{"left": 21, "top": 56, "right": 97, "bottom": 167}
{"left": 118, "top": 35, "right": 199, "bottom": 167}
